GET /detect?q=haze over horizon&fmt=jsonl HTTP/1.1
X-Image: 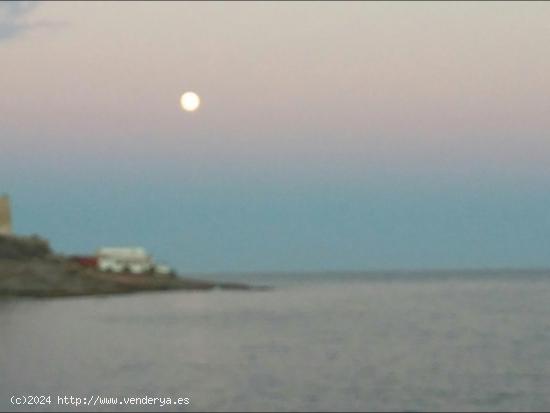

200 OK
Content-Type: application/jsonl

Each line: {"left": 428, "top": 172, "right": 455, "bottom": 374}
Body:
{"left": 2, "top": 1, "right": 550, "bottom": 273}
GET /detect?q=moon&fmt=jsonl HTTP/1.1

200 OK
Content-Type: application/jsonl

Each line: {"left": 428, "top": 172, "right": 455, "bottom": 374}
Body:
{"left": 180, "top": 92, "right": 200, "bottom": 112}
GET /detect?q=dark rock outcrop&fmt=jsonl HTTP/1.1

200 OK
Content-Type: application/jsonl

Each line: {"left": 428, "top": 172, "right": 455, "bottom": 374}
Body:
{"left": 0, "top": 234, "right": 265, "bottom": 298}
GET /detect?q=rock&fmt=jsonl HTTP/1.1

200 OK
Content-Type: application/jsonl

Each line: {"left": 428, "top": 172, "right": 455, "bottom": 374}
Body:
{"left": 0, "top": 234, "right": 268, "bottom": 298}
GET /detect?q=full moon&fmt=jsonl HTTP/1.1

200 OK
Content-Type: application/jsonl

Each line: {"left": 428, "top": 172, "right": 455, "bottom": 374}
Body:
{"left": 180, "top": 92, "right": 200, "bottom": 112}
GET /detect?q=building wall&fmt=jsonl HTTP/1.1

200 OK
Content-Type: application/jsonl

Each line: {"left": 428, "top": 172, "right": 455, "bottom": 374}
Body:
{"left": 0, "top": 195, "right": 12, "bottom": 236}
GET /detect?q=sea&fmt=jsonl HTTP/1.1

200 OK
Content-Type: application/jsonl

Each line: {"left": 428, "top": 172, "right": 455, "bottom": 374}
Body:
{"left": 1, "top": 270, "right": 549, "bottom": 412}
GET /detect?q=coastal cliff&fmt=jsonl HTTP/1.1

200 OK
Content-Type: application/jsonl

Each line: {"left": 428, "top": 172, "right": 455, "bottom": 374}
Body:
{"left": 0, "top": 235, "right": 258, "bottom": 298}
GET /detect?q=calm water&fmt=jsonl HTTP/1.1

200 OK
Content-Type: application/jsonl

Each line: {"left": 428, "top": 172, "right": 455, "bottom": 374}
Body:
{"left": 1, "top": 272, "right": 549, "bottom": 412}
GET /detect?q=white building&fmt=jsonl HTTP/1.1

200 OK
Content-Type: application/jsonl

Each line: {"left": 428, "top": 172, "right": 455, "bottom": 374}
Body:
{"left": 96, "top": 247, "right": 163, "bottom": 274}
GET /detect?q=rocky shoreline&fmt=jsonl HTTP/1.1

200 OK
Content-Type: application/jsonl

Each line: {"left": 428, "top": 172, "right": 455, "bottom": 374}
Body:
{"left": 0, "top": 235, "right": 265, "bottom": 298}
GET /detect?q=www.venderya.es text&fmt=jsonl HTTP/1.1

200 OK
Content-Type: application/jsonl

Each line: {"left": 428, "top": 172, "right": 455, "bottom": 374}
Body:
{"left": 10, "top": 395, "right": 190, "bottom": 408}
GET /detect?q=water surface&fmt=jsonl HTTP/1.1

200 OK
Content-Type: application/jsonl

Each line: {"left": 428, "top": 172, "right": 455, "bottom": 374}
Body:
{"left": 1, "top": 271, "right": 549, "bottom": 411}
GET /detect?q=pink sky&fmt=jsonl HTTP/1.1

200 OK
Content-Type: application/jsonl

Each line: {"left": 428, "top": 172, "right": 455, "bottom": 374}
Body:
{"left": 1, "top": 1, "right": 550, "bottom": 180}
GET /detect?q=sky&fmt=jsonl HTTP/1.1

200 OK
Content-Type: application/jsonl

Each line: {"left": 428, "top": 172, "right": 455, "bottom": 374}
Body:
{"left": 1, "top": 1, "right": 550, "bottom": 273}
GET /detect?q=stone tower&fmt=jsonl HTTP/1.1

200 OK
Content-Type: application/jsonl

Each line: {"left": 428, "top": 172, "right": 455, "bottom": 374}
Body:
{"left": 0, "top": 194, "right": 12, "bottom": 236}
